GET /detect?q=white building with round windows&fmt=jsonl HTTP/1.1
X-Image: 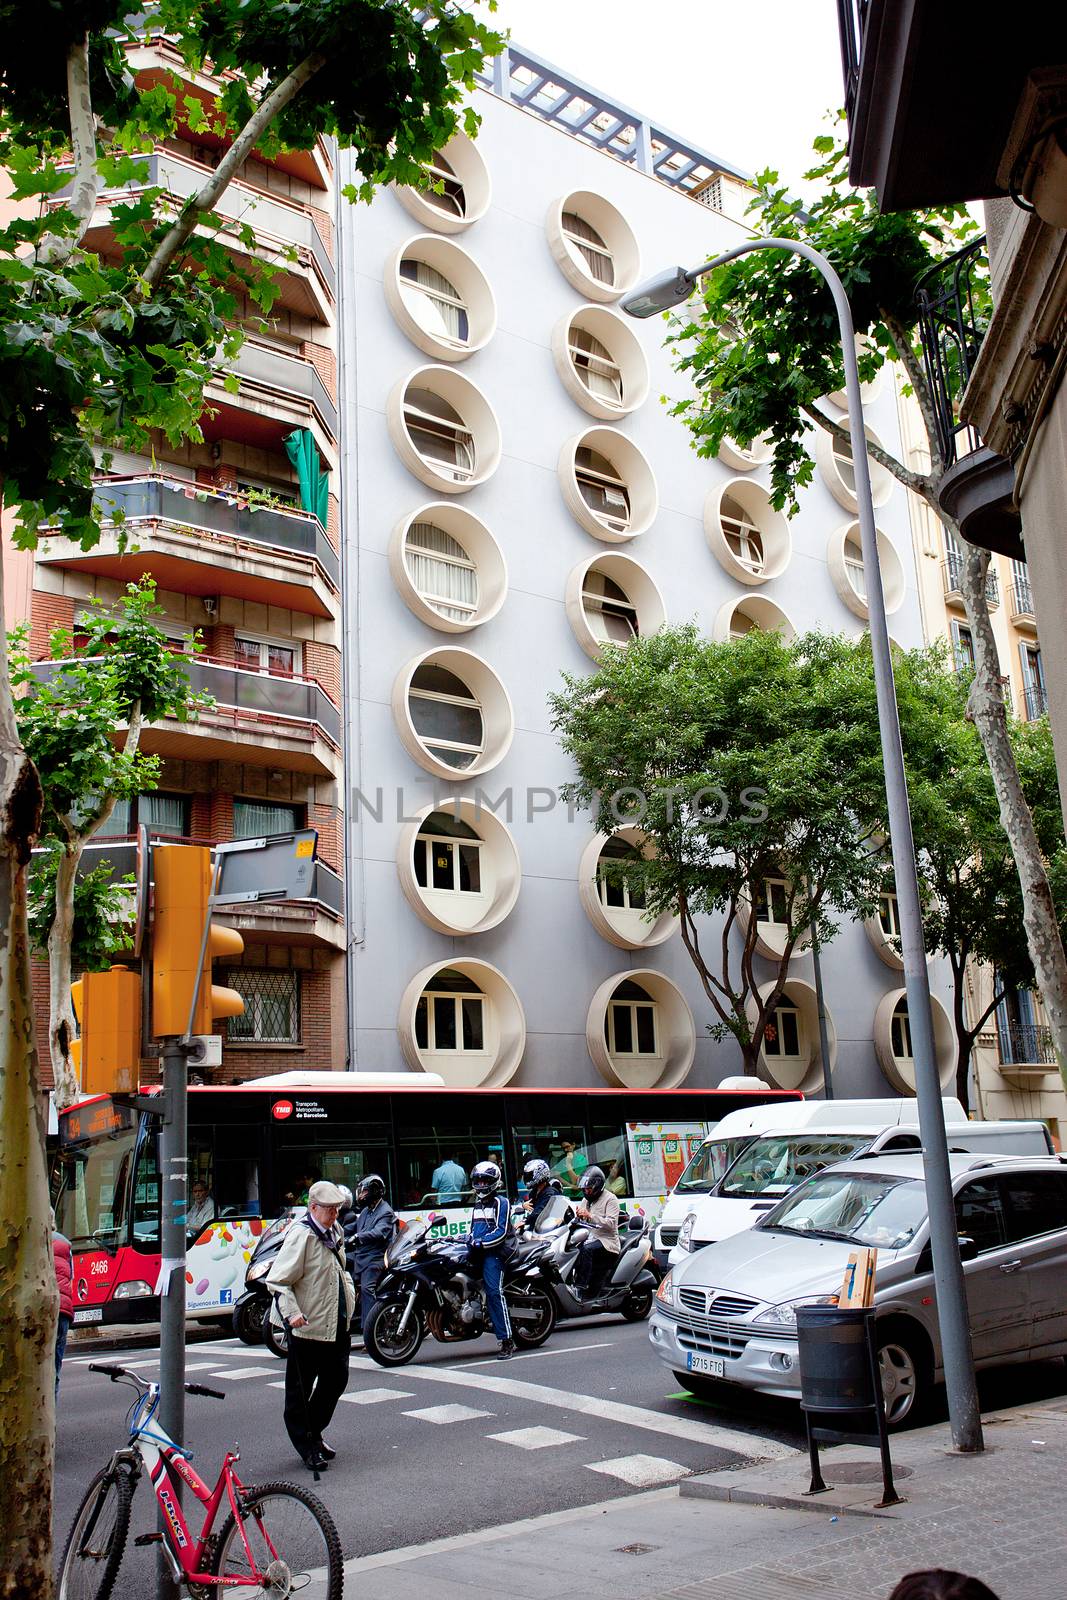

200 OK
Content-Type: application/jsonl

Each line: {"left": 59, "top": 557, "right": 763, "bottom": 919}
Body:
{"left": 335, "top": 44, "right": 942, "bottom": 1097}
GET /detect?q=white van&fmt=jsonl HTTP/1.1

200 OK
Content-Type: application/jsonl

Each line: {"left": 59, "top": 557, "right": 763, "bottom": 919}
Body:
{"left": 654, "top": 1098, "right": 1053, "bottom": 1267}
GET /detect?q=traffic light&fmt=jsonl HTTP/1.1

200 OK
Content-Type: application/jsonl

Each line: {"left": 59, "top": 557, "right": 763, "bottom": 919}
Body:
{"left": 151, "top": 844, "right": 245, "bottom": 1038}
{"left": 70, "top": 967, "right": 141, "bottom": 1095}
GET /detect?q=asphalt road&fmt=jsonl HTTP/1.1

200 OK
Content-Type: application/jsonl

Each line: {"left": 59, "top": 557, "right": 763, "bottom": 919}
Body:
{"left": 56, "top": 1318, "right": 1067, "bottom": 1598}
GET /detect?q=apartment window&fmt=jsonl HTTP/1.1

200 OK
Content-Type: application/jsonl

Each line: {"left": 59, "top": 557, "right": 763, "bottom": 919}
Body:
{"left": 236, "top": 476, "right": 298, "bottom": 508}
{"left": 414, "top": 811, "right": 482, "bottom": 894}
{"left": 95, "top": 791, "right": 188, "bottom": 839}
{"left": 415, "top": 967, "right": 485, "bottom": 1052}
{"left": 832, "top": 434, "right": 855, "bottom": 491}
{"left": 891, "top": 998, "right": 913, "bottom": 1060}
{"left": 596, "top": 837, "right": 647, "bottom": 911}
{"left": 951, "top": 619, "right": 975, "bottom": 673}
{"left": 404, "top": 521, "right": 478, "bottom": 624}
{"left": 562, "top": 211, "right": 614, "bottom": 286}
{"left": 227, "top": 969, "right": 299, "bottom": 1043}
{"left": 568, "top": 326, "right": 623, "bottom": 405}
{"left": 403, "top": 388, "right": 475, "bottom": 483}
{"left": 1020, "top": 642, "right": 1047, "bottom": 719}
{"left": 408, "top": 663, "right": 483, "bottom": 770}
{"left": 581, "top": 568, "right": 638, "bottom": 643}
{"left": 720, "top": 493, "right": 765, "bottom": 574}
{"left": 423, "top": 151, "right": 465, "bottom": 219}
{"left": 575, "top": 446, "right": 630, "bottom": 533}
{"left": 844, "top": 534, "right": 866, "bottom": 601}
{"left": 755, "top": 878, "right": 789, "bottom": 928}
{"left": 879, "top": 891, "right": 901, "bottom": 944}
{"left": 233, "top": 800, "right": 299, "bottom": 840}
{"left": 399, "top": 259, "right": 470, "bottom": 347}
{"left": 765, "top": 1005, "right": 802, "bottom": 1059}
{"left": 605, "top": 980, "right": 658, "bottom": 1056}
{"left": 234, "top": 636, "right": 297, "bottom": 676}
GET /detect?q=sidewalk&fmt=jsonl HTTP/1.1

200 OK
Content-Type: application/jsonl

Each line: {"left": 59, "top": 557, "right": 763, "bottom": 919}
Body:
{"left": 345, "top": 1396, "right": 1067, "bottom": 1600}
{"left": 69, "top": 1320, "right": 223, "bottom": 1353}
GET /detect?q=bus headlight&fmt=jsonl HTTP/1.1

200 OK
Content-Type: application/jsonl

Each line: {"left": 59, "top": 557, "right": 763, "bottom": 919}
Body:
{"left": 114, "top": 1280, "right": 153, "bottom": 1299}
{"left": 678, "top": 1213, "right": 696, "bottom": 1252}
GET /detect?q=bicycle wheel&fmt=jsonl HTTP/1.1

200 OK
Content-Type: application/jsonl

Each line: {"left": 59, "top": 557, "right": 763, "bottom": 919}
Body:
{"left": 210, "top": 1481, "right": 342, "bottom": 1600}
{"left": 57, "top": 1466, "right": 133, "bottom": 1600}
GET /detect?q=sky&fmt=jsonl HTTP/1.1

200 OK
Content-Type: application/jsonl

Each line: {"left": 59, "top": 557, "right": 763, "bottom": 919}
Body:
{"left": 485, "top": 0, "right": 845, "bottom": 197}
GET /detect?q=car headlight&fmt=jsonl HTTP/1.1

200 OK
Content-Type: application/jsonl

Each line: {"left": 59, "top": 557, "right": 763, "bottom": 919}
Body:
{"left": 114, "top": 1280, "right": 153, "bottom": 1300}
{"left": 677, "top": 1213, "right": 696, "bottom": 1252}
{"left": 246, "top": 1261, "right": 270, "bottom": 1283}
{"left": 754, "top": 1294, "right": 837, "bottom": 1327}
{"left": 655, "top": 1270, "right": 678, "bottom": 1310}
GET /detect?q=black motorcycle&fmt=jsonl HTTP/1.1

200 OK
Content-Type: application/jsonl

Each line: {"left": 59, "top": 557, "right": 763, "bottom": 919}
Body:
{"left": 363, "top": 1217, "right": 557, "bottom": 1366}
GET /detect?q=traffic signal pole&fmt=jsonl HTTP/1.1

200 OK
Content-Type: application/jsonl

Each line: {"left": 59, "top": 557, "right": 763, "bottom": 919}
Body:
{"left": 157, "top": 1035, "right": 189, "bottom": 1600}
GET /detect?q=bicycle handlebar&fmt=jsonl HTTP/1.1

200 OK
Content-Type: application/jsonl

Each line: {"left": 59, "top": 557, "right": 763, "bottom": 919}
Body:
{"left": 88, "top": 1363, "right": 225, "bottom": 1400}
{"left": 185, "top": 1383, "right": 225, "bottom": 1399}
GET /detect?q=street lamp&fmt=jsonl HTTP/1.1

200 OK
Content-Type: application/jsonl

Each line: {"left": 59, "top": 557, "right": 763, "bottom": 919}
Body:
{"left": 623, "top": 237, "right": 984, "bottom": 1454}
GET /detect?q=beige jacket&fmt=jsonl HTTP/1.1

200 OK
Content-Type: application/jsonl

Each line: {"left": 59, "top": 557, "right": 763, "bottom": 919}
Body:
{"left": 266, "top": 1217, "right": 356, "bottom": 1342}
{"left": 580, "top": 1191, "right": 621, "bottom": 1253}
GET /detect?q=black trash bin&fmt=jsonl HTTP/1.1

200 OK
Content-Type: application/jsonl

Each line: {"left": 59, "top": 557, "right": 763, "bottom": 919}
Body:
{"left": 795, "top": 1303, "right": 902, "bottom": 1506}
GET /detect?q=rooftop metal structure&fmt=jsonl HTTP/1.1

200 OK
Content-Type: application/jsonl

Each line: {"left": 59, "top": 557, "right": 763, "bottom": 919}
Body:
{"left": 476, "top": 41, "right": 754, "bottom": 203}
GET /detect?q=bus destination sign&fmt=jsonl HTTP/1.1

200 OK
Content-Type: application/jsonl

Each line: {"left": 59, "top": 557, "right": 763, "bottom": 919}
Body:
{"left": 62, "top": 1099, "right": 136, "bottom": 1145}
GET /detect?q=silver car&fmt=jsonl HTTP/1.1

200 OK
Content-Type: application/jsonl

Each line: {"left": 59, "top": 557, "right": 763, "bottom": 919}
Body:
{"left": 649, "top": 1152, "right": 1067, "bottom": 1426}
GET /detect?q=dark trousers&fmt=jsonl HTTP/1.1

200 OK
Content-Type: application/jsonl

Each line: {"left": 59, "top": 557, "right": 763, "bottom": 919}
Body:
{"left": 356, "top": 1260, "right": 384, "bottom": 1330}
{"left": 575, "top": 1240, "right": 614, "bottom": 1295}
{"left": 55, "top": 1312, "right": 72, "bottom": 1399}
{"left": 463, "top": 1247, "right": 511, "bottom": 1341}
{"left": 283, "top": 1332, "right": 350, "bottom": 1457}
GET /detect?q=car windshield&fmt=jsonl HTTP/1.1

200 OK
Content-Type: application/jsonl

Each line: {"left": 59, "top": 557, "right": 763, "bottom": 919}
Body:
{"left": 762, "top": 1172, "right": 927, "bottom": 1249}
{"left": 674, "top": 1136, "right": 757, "bottom": 1194}
{"left": 719, "top": 1134, "right": 874, "bottom": 1199}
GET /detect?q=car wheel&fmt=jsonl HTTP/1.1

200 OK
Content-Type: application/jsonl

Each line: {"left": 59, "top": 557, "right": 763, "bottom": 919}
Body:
{"left": 877, "top": 1331, "right": 926, "bottom": 1427}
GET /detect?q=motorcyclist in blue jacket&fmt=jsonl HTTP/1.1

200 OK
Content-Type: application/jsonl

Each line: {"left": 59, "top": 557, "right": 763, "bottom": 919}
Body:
{"left": 464, "top": 1160, "right": 516, "bottom": 1359}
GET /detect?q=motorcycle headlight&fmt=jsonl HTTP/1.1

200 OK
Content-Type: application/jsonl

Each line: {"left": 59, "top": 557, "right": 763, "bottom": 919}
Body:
{"left": 655, "top": 1270, "right": 678, "bottom": 1310}
{"left": 246, "top": 1262, "right": 270, "bottom": 1283}
{"left": 678, "top": 1213, "right": 696, "bottom": 1252}
{"left": 754, "top": 1294, "right": 837, "bottom": 1327}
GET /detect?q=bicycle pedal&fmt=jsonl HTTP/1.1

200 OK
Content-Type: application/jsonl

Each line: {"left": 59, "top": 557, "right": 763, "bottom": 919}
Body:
{"left": 134, "top": 1533, "right": 163, "bottom": 1547}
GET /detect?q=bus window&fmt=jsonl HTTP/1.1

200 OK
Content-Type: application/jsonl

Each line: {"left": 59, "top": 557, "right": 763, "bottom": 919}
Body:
{"left": 512, "top": 1125, "right": 590, "bottom": 1199}
{"left": 398, "top": 1117, "right": 504, "bottom": 1208}
{"left": 131, "top": 1134, "right": 161, "bottom": 1250}
{"left": 275, "top": 1131, "right": 391, "bottom": 1211}
{"left": 589, "top": 1126, "right": 631, "bottom": 1199}
{"left": 53, "top": 1126, "right": 137, "bottom": 1252}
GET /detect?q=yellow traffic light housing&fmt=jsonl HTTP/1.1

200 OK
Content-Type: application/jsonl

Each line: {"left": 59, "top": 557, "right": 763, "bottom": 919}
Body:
{"left": 70, "top": 967, "right": 141, "bottom": 1095}
{"left": 151, "top": 844, "right": 244, "bottom": 1038}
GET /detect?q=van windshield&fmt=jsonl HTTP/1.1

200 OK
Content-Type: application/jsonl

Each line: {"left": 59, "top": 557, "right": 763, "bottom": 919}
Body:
{"left": 763, "top": 1172, "right": 926, "bottom": 1249}
{"left": 675, "top": 1137, "right": 757, "bottom": 1194}
{"left": 719, "top": 1134, "right": 874, "bottom": 1199}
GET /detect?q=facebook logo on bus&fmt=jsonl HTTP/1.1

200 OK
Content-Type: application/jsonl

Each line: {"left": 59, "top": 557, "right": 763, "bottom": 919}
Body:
{"left": 219, "top": 1289, "right": 232, "bottom": 1304}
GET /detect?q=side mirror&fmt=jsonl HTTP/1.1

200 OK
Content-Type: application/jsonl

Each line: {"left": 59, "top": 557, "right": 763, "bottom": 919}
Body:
{"left": 915, "top": 1235, "right": 978, "bottom": 1275}
{"left": 627, "top": 1214, "right": 645, "bottom": 1232}
{"left": 957, "top": 1235, "right": 979, "bottom": 1262}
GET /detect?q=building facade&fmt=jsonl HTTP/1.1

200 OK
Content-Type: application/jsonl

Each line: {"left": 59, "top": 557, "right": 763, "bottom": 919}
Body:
{"left": 335, "top": 44, "right": 956, "bottom": 1098}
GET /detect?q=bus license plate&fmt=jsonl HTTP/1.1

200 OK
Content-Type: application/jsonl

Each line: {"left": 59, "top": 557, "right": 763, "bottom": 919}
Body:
{"left": 74, "top": 1308, "right": 103, "bottom": 1324}
{"left": 687, "top": 1352, "right": 724, "bottom": 1378}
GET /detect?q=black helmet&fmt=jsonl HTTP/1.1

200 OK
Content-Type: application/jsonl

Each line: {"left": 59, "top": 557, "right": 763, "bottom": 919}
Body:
{"left": 357, "top": 1174, "right": 385, "bottom": 1209}
{"left": 471, "top": 1159, "right": 503, "bottom": 1200}
{"left": 580, "top": 1166, "right": 606, "bottom": 1201}
{"left": 522, "top": 1158, "right": 550, "bottom": 1195}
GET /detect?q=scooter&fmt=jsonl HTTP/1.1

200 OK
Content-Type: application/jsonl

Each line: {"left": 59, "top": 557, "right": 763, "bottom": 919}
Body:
{"left": 231, "top": 1210, "right": 295, "bottom": 1349}
{"left": 363, "top": 1216, "right": 558, "bottom": 1367}
{"left": 532, "top": 1195, "right": 658, "bottom": 1323}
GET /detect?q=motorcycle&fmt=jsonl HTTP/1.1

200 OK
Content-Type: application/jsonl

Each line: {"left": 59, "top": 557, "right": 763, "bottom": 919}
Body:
{"left": 531, "top": 1195, "right": 658, "bottom": 1323}
{"left": 231, "top": 1210, "right": 295, "bottom": 1353}
{"left": 363, "top": 1216, "right": 558, "bottom": 1367}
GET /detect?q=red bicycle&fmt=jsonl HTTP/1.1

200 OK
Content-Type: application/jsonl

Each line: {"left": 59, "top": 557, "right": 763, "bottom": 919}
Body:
{"left": 58, "top": 1362, "right": 342, "bottom": 1599}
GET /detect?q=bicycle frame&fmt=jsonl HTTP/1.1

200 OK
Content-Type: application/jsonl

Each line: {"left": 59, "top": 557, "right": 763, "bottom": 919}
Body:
{"left": 127, "top": 1385, "right": 279, "bottom": 1589}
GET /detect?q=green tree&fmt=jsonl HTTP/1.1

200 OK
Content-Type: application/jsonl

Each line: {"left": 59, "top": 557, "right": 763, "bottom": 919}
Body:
{"left": 550, "top": 625, "right": 886, "bottom": 1079}
{"left": 892, "top": 646, "right": 1067, "bottom": 1105}
{"left": 0, "top": 6, "right": 503, "bottom": 1590}
{"left": 664, "top": 126, "right": 1067, "bottom": 1093}
{"left": 10, "top": 577, "right": 210, "bottom": 1107}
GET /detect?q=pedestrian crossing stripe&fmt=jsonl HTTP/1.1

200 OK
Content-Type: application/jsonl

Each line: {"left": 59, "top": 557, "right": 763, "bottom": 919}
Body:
{"left": 586, "top": 1455, "right": 687, "bottom": 1487}
{"left": 489, "top": 1426, "right": 585, "bottom": 1450}
{"left": 339, "top": 1388, "right": 416, "bottom": 1405}
{"left": 401, "top": 1404, "right": 494, "bottom": 1424}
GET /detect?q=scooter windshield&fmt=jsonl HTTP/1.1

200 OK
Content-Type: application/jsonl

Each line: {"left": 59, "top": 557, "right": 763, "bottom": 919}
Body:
{"left": 533, "top": 1195, "right": 574, "bottom": 1234}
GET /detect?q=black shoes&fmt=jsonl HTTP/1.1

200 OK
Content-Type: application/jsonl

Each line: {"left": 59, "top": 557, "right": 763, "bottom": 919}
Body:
{"left": 317, "top": 1438, "right": 337, "bottom": 1461}
{"left": 497, "top": 1339, "right": 516, "bottom": 1360}
{"left": 301, "top": 1449, "right": 329, "bottom": 1472}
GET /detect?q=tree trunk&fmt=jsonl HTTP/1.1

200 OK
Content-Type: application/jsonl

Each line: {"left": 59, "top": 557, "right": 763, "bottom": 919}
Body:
{"left": 48, "top": 844, "right": 80, "bottom": 1110}
{"left": 0, "top": 527, "right": 56, "bottom": 1599}
{"left": 956, "top": 536, "right": 1067, "bottom": 1093}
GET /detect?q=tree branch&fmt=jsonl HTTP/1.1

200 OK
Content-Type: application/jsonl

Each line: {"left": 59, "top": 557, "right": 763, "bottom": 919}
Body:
{"left": 801, "top": 402, "right": 937, "bottom": 500}
{"left": 142, "top": 52, "right": 327, "bottom": 291}
{"left": 880, "top": 308, "right": 946, "bottom": 477}
{"left": 37, "top": 37, "right": 99, "bottom": 269}
{"left": 678, "top": 895, "right": 732, "bottom": 1028}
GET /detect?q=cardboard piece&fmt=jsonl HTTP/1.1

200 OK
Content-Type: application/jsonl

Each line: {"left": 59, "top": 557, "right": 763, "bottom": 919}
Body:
{"left": 839, "top": 1247, "right": 877, "bottom": 1308}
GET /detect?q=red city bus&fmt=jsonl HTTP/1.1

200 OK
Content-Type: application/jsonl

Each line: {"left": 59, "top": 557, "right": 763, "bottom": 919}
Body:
{"left": 52, "top": 1073, "right": 799, "bottom": 1329}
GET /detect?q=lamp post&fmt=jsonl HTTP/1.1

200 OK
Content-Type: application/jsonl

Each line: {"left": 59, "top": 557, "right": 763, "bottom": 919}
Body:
{"left": 622, "top": 238, "right": 983, "bottom": 1454}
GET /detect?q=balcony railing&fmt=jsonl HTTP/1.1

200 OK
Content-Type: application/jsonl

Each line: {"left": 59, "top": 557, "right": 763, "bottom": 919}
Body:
{"left": 53, "top": 835, "right": 343, "bottom": 919}
{"left": 836, "top": 0, "right": 870, "bottom": 126}
{"left": 1024, "top": 683, "right": 1049, "bottom": 720}
{"left": 32, "top": 656, "right": 341, "bottom": 747}
{"left": 1010, "top": 579, "right": 1035, "bottom": 620}
{"left": 915, "top": 237, "right": 990, "bottom": 469}
{"left": 52, "top": 475, "right": 339, "bottom": 587}
{"left": 230, "top": 338, "right": 337, "bottom": 440}
{"left": 998, "top": 1023, "right": 1056, "bottom": 1067}
{"left": 942, "top": 552, "right": 999, "bottom": 606}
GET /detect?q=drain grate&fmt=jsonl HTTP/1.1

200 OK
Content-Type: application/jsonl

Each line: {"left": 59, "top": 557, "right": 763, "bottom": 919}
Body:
{"left": 823, "top": 1461, "right": 914, "bottom": 1484}
{"left": 616, "top": 1542, "right": 661, "bottom": 1555}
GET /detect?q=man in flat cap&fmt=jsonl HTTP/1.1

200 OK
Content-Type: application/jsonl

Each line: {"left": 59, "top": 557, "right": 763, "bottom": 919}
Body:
{"left": 267, "top": 1179, "right": 356, "bottom": 1471}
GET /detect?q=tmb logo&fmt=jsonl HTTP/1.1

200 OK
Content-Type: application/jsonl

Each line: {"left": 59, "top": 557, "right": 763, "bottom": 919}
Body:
{"left": 272, "top": 1099, "right": 294, "bottom": 1121}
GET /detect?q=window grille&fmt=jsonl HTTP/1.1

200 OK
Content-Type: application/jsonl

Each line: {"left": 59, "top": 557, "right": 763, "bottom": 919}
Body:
{"left": 227, "top": 969, "right": 299, "bottom": 1043}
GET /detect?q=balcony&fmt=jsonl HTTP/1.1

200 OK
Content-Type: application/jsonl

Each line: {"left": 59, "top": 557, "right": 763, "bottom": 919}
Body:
{"left": 941, "top": 553, "right": 1000, "bottom": 608}
{"left": 32, "top": 656, "right": 342, "bottom": 780}
{"left": 57, "top": 835, "right": 344, "bottom": 951}
{"left": 203, "top": 339, "right": 337, "bottom": 467}
{"left": 1010, "top": 579, "right": 1036, "bottom": 624}
{"left": 997, "top": 1022, "right": 1058, "bottom": 1080}
{"left": 1024, "top": 683, "right": 1049, "bottom": 721}
{"left": 69, "top": 149, "right": 334, "bottom": 322}
{"left": 36, "top": 476, "right": 338, "bottom": 619}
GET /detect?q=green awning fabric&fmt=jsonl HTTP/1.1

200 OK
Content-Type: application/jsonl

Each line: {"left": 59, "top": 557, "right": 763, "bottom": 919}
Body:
{"left": 284, "top": 428, "right": 329, "bottom": 526}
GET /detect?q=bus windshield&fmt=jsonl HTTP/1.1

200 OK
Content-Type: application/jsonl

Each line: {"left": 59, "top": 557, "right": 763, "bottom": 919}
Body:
{"left": 53, "top": 1126, "right": 138, "bottom": 1251}
{"left": 674, "top": 1136, "right": 758, "bottom": 1194}
{"left": 719, "top": 1133, "right": 875, "bottom": 1199}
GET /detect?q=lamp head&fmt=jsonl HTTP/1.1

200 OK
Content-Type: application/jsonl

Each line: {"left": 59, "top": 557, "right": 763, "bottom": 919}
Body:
{"left": 621, "top": 266, "right": 695, "bottom": 319}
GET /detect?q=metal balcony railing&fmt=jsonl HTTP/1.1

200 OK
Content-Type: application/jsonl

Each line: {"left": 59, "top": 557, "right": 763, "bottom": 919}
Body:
{"left": 941, "top": 551, "right": 999, "bottom": 606}
{"left": 1010, "top": 579, "right": 1034, "bottom": 619}
{"left": 49, "top": 475, "right": 339, "bottom": 587}
{"left": 998, "top": 1023, "right": 1056, "bottom": 1067}
{"left": 32, "top": 656, "right": 341, "bottom": 747}
{"left": 836, "top": 0, "right": 870, "bottom": 126}
{"left": 49, "top": 835, "right": 344, "bottom": 918}
{"left": 1024, "top": 683, "right": 1049, "bottom": 720}
{"left": 915, "top": 236, "right": 990, "bottom": 469}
